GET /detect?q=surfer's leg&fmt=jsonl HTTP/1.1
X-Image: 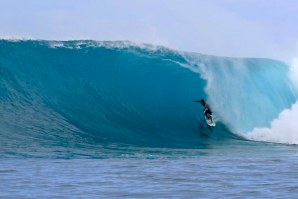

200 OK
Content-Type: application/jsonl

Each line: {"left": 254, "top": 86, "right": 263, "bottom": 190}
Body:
{"left": 206, "top": 113, "right": 213, "bottom": 122}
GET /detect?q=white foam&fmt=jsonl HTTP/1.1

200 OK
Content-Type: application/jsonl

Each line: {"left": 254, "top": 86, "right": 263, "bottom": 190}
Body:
{"left": 246, "top": 101, "right": 298, "bottom": 144}
{"left": 48, "top": 41, "right": 66, "bottom": 48}
{"left": 0, "top": 35, "right": 34, "bottom": 41}
{"left": 245, "top": 59, "right": 298, "bottom": 145}
{"left": 47, "top": 40, "right": 175, "bottom": 54}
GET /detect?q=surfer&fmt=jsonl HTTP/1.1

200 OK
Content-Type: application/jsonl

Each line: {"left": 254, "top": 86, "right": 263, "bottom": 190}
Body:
{"left": 194, "top": 99, "right": 213, "bottom": 123}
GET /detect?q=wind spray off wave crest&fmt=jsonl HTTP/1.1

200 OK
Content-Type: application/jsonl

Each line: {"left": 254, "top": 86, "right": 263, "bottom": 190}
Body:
{"left": 289, "top": 58, "right": 298, "bottom": 91}
{"left": 184, "top": 54, "right": 297, "bottom": 137}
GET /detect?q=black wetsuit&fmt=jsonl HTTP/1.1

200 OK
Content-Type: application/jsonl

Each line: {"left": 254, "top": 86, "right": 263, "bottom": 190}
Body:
{"left": 202, "top": 102, "right": 212, "bottom": 117}
{"left": 204, "top": 107, "right": 212, "bottom": 116}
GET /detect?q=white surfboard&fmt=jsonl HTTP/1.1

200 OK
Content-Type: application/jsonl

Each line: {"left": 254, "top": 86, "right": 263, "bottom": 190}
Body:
{"left": 205, "top": 115, "right": 216, "bottom": 127}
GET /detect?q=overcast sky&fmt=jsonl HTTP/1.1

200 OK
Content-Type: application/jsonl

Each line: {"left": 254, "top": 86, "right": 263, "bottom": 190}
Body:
{"left": 1, "top": 0, "right": 298, "bottom": 61}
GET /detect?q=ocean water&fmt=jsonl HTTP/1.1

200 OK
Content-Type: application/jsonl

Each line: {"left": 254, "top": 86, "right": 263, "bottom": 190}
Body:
{"left": 1, "top": 40, "right": 298, "bottom": 198}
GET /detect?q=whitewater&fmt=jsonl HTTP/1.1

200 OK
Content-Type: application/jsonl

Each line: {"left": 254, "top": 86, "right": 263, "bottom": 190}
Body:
{"left": 1, "top": 39, "right": 298, "bottom": 198}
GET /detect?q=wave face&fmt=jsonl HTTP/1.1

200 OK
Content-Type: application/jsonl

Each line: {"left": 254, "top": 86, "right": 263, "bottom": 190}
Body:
{"left": 0, "top": 40, "right": 296, "bottom": 149}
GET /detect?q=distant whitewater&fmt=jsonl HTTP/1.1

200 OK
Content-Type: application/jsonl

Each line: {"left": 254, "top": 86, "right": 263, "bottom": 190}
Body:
{"left": 0, "top": 39, "right": 297, "bottom": 150}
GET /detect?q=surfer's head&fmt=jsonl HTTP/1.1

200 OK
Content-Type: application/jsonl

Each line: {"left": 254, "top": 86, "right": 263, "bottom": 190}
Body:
{"left": 200, "top": 99, "right": 205, "bottom": 104}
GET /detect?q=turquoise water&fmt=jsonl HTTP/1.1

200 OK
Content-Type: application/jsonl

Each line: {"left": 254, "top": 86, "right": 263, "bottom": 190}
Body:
{"left": 2, "top": 142, "right": 298, "bottom": 198}
{"left": 0, "top": 40, "right": 298, "bottom": 198}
